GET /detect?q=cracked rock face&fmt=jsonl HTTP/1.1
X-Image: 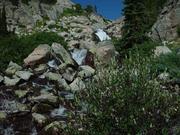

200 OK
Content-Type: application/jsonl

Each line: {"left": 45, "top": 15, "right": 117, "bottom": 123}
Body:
{"left": 150, "top": 0, "right": 180, "bottom": 41}
{"left": 0, "top": 0, "right": 73, "bottom": 32}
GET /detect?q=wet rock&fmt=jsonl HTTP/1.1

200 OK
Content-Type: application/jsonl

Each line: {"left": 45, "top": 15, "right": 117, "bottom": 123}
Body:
{"left": 51, "top": 43, "right": 75, "bottom": 65}
{"left": 78, "top": 65, "right": 95, "bottom": 79}
{"left": 15, "top": 90, "right": 28, "bottom": 98}
{"left": 4, "top": 76, "right": 21, "bottom": 86}
{"left": 5, "top": 61, "right": 22, "bottom": 75}
{"left": 43, "top": 121, "right": 66, "bottom": 135}
{"left": 0, "top": 111, "right": 7, "bottom": 122}
{"left": 154, "top": 46, "right": 172, "bottom": 57}
{"left": 71, "top": 48, "right": 87, "bottom": 65}
{"left": 70, "top": 77, "right": 85, "bottom": 92}
{"left": 47, "top": 59, "right": 58, "bottom": 69}
{"left": 32, "top": 113, "right": 48, "bottom": 128}
{"left": 50, "top": 106, "right": 68, "bottom": 118}
{"left": 15, "top": 71, "right": 33, "bottom": 81}
{"left": 24, "top": 44, "right": 51, "bottom": 66}
{"left": 31, "top": 93, "right": 58, "bottom": 105}
{"left": 34, "top": 64, "right": 48, "bottom": 74}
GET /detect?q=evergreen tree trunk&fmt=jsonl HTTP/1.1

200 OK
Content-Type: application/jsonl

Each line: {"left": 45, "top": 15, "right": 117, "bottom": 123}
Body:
{"left": 0, "top": 2, "right": 8, "bottom": 36}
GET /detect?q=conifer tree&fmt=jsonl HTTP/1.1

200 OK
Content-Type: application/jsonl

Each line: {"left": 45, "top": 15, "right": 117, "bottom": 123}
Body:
{"left": 122, "top": 0, "right": 146, "bottom": 48}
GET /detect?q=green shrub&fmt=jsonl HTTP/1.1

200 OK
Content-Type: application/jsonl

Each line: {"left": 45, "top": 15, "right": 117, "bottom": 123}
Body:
{"left": 0, "top": 32, "right": 67, "bottom": 70}
{"left": 69, "top": 56, "right": 180, "bottom": 135}
{"left": 153, "top": 49, "right": 180, "bottom": 79}
{"left": 85, "top": 5, "right": 94, "bottom": 14}
{"left": 21, "top": 0, "right": 29, "bottom": 5}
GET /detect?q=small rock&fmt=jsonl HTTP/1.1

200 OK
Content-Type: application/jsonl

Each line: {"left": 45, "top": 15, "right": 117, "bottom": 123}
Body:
{"left": 24, "top": 44, "right": 51, "bottom": 66}
{"left": 70, "top": 77, "right": 85, "bottom": 92}
{"left": 5, "top": 61, "right": 22, "bottom": 75}
{"left": 32, "top": 113, "right": 48, "bottom": 128}
{"left": 34, "top": 64, "right": 47, "bottom": 74}
{"left": 0, "top": 111, "right": 7, "bottom": 122}
{"left": 154, "top": 46, "right": 172, "bottom": 57}
{"left": 43, "top": 121, "right": 66, "bottom": 135}
{"left": 31, "top": 93, "right": 58, "bottom": 105}
{"left": 15, "top": 90, "right": 28, "bottom": 98}
{"left": 4, "top": 76, "right": 20, "bottom": 86}
{"left": 15, "top": 71, "right": 33, "bottom": 81}
{"left": 78, "top": 65, "right": 95, "bottom": 79}
{"left": 45, "top": 72, "right": 62, "bottom": 82}
{"left": 158, "top": 72, "right": 170, "bottom": 81}
{"left": 62, "top": 67, "right": 76, "bottom": 82}
{"left": 51, "top": 43, "right": 75, "bottom": 65}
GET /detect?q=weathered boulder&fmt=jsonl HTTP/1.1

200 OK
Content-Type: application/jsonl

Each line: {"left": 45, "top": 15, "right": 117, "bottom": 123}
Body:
{"left": 150, "top": 0, "right": 180, "bottom": 41}
{"left": 96, "top": 41, "right": 116, "bottom": 64}
{"left": 24, "top": 44, "right": 51, "bottom": 66}
{"left": 34, "top": 64, "right": 48, "bottom": 74}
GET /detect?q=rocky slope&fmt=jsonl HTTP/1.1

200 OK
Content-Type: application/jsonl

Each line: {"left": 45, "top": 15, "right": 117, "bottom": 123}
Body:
{"left": 0, "top": 0, "right": 119, "bottom": 134}
{"left": 150, "top": 0, "right": 180, "bottom": 41}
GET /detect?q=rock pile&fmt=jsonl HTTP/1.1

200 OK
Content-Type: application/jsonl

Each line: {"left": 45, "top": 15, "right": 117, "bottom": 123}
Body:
{"left": 0, "top": 37, "right": 115, "bottom": 134}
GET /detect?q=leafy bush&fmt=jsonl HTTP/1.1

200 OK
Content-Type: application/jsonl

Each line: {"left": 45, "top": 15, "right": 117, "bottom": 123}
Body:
{"left": 70, "top": 56, "right": 180, "bottom": 134}
{"left": 153, "top": 49, "right": 180, "bottom": 79}
{"left": 0, "top": 32, "right": 67, "bottom": 70}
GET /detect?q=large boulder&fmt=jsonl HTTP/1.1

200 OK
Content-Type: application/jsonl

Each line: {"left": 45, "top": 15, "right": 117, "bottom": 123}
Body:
{"left": 24, "top": 44, "right": 51, "bottom": 66}
{"left": 95, "top": 41, "right": 116, "bottom": 64}
{"left": 15, "top": 71, "right": 33, "bottom": 81}
{"left": 149, "top": 0, "right": 180, "bottom": 41}
{"left": 51, "top": 43, "right": 75, "bottom": 65}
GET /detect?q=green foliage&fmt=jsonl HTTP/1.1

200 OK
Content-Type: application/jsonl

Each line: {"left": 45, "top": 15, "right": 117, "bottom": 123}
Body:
{"left": 85, "top": 5, "right": 94, "bottom": 14}
{"left": 40, "top": 0, "right": 57, "bottom": 5}
{"left": 177, "top": 25, "right": 180, "bottom": 37}
{"left": 0, "top": 32, "right": 67, "bottom": 70}
{"left": 21, "top": 0, "right": 57, "bottom": 5}
{"left": 153, "top": 49, "right": 180, "bottom": 79}
{"left": 9, "top": 0, "right": 19, "bottom": 6}
{"left": 71, "top": 56, "right": 180, "bottom": 134}
{"left": 21, "top": 0, "right": 29, "bottom": 5}
{"left": 122, "top": 0, "right": 147, "bottom": 47}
